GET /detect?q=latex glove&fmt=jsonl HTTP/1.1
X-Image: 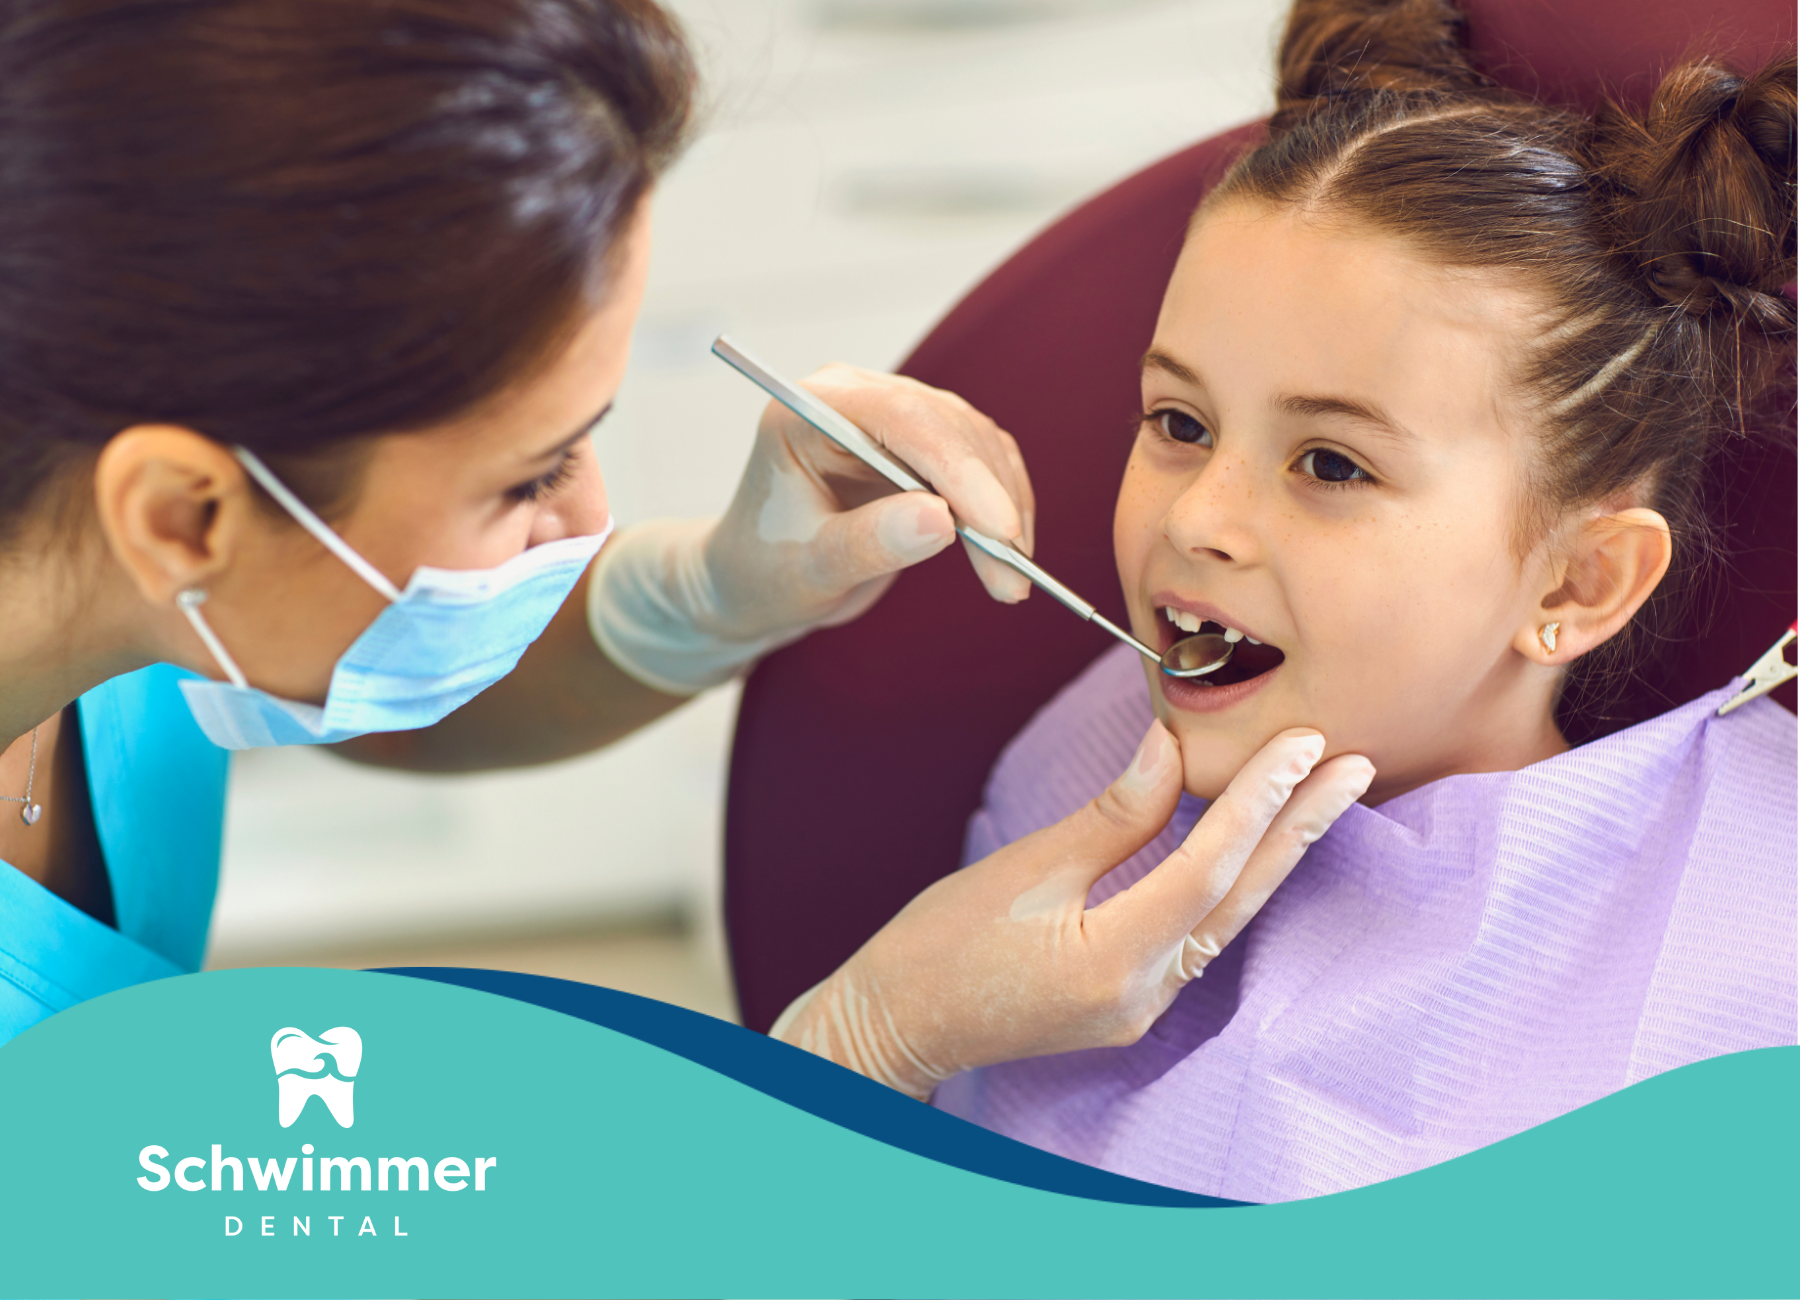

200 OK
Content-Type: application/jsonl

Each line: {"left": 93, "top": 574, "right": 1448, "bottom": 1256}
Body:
{"left": 588, "top": 364, "right": 1034, "bottom": 694}
{"left": 769, "top": 723, "right": 1376, "bottom": 1100}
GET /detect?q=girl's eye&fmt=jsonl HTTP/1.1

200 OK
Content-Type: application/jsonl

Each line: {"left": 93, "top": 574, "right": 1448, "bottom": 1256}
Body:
{"left": 1297, "top": 448, "right": 1372, "bottom": 487}
{"left": 507, "top": 449, "right": 580, "bottom": 503}
{"left": 1149, "top": 408, "right": 1212, "bottom": 447}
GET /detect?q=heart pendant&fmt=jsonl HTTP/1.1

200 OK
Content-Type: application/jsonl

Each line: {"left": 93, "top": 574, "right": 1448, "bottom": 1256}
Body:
{"left": 21, "top": 803, "right": 41, "bottom": 826}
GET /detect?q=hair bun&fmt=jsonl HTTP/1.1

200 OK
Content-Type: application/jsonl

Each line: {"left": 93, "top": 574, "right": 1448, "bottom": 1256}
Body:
{"left": 1272, "top": 0, "right": 1490, "bottom": 131}
{"left": 1603, "top": 56, "right": 1797, "bottom": 334}
{"left": 1643, "top": 262, "right": 1797, "bottom": 332}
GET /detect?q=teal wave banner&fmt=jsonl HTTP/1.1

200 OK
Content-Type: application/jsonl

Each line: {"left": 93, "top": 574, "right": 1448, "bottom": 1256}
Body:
{"left": 0, "top": 965, "right": 1792, "bottom": 1298}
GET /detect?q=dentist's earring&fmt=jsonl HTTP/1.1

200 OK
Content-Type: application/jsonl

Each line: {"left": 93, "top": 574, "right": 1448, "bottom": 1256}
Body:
{"left": 1538, "top": 622, "right": 1560, "bottom": 655}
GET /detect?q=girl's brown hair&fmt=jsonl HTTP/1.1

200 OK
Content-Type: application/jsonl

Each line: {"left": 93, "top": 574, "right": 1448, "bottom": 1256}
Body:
{"left": 1208, "top": 0, "right": 1795, "bottom": 729}
{"left": 0, "top": 0, "right": 694, "bottom": 532}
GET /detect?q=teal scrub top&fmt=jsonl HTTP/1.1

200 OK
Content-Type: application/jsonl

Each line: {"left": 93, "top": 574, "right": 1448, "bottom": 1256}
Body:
{"left": 0, "top": 664, "right": 229, "bottom": 1045}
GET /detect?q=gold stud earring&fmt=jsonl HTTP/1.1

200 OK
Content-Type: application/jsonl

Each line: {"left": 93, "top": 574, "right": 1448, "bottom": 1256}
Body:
{"left": 1539, "top": 622, "right": 1560, "bottom": 654}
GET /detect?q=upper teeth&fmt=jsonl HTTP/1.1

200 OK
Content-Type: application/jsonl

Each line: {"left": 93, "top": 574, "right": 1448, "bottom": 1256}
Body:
{"left": 1162, "top": 606, "right": 1259, "bottom": 645}
{"left": 1164, "top": 606, "right": 1202, "bottom": 634}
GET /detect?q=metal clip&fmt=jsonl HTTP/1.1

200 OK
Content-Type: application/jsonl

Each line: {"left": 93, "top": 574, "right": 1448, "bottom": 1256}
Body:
{"left": 1716, "top": 621, "right": 1798, "bottom": 717}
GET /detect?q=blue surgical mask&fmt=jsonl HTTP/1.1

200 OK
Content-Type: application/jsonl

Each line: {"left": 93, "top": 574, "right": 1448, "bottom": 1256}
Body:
{"left": 176, "top": 447, "right": 612, "bottom": 750}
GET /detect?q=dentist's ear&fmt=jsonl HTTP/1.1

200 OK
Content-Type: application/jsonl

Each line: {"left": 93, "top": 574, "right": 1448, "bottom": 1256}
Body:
{"left": 92, "top": 426, "right": 255, "bottom": 604}
{"left": 1518, "top": 506, "right": 1672, "bottom": 665}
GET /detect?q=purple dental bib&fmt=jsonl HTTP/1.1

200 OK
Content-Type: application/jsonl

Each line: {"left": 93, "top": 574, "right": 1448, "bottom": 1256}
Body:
{"left": 932, "top": 644, "right": 1798, "bottom": 1202}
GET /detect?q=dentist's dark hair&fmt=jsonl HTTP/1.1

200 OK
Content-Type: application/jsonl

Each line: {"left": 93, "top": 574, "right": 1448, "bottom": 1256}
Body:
{"left": 0, "top": 0, "right": 694, "bottom": 537}
{"left": 1206, "top": 0, "right": 1795, "bottom": 729}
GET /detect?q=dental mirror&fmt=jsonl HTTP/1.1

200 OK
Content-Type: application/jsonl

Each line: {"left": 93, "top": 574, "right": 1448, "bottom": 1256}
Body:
{"left": 712, "top": 335, "right": 1236, "bottom": 680}
{"left": 1161, "top": 632, "right": 1235, "bottom": 678}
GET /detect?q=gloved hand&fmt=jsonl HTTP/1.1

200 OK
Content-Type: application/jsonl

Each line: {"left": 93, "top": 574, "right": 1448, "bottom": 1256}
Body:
{"left": 769, "top": 723, "right": 1376, "bottom": 1100}
{"left": 588, "top": 364, "right": 1034, "bottom": 694}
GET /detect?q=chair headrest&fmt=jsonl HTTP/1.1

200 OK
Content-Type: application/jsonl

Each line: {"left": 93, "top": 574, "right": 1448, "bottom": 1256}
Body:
{"left": 1464, "top": 0, "right": 1795, "bottom": 112}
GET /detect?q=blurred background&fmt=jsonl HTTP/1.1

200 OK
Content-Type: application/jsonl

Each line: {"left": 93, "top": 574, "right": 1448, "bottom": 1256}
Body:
{"left": 206, "top": 0, "right": 1289, "bottom": 1019}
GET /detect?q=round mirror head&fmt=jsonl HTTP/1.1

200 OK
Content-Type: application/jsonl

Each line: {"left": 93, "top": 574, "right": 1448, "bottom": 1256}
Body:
{"left": 1160, "top": 632, "right": 1234, "bottom": 679}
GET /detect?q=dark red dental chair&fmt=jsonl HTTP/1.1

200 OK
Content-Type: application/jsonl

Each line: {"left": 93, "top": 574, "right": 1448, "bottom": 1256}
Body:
{"left": 724, "top": 0, "right": 1798, "bottom": 1031}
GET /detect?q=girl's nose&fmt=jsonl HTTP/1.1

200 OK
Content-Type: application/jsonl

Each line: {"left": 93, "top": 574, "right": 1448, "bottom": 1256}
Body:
{"left": 1163, "top": 454, "right": 1260, "bottom": 564}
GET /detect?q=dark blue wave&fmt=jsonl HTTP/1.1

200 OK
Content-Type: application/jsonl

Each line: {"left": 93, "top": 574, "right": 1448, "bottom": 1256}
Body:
{"left": 379, "top": 966, "right": 1244, "bottom": 1208}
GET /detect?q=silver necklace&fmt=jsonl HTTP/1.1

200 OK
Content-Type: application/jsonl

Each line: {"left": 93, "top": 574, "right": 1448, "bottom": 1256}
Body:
{"left": 1, "top": 727, "right": 42, "bottom": 826}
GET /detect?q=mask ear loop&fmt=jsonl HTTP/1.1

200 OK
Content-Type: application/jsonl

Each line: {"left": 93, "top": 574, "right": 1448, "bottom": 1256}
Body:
{"left": 176, "top": 588, "right": 250, "bottom": 689}
{"left": 231, "top": 447, "right": 405, "bottom": 603}
{"left": 174, "top": 446, "right": 406, "bottom": 689}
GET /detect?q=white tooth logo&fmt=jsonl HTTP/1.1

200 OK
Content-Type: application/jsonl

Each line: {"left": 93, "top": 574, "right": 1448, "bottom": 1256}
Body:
{"left": 271, "top": 1027, "right": 362, "bottom": 1129}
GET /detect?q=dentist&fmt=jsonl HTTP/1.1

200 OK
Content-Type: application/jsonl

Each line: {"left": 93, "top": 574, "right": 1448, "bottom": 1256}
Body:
{"left": 0, "top": 0, "right": 1371, "bottom": 1096}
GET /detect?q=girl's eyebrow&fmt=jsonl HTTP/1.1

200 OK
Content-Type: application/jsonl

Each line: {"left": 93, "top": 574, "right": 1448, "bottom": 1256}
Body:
{"left": 1279, "top": 393, "right": 1418, "bottom": 447}
{"left": 1142, "top": 346, "right": 1417, "bottom": 449}
{"left": 1141, "top": 347, "right": 1202, "bottom": 387}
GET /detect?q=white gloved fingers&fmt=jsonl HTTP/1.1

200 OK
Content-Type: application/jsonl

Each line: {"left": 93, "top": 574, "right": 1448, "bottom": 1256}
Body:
{"left": 960, "top": 535, "right": 1033, "bottom": 603}
{"left": 1171, "top": 754, "right": 1375, "bottom": 981}
{"left": 768, "top": 979, "right": 828, "bottom": 1044}
{"left": 800, "top": 492, "right": 957, "bottom": 596}
{"left": 831, "top": 724, "right": 1186, "bottom": 1078}
{"left": 1092, "top": 728, "right": 1325, "bottom": 954}
{"left": 772, "top": 722, "right": 1356, "bottom": 1093}
{"left": 997, "top": 427, "right": 1036, "bottom": 558}
{"left": 805, "top": 373, "right": 1026, "bottom": 545}
{"left": 1000, "top": 720, "right": 1184, "bottom": 912}
{"left": 952, "top": 410, "right": 1035, "bottom": 560}
{"left": 592, "top": 368, "right": 1035, "bottom": 704}
{"left": 929, "top": 446, "right": 1025, "bottom": 546}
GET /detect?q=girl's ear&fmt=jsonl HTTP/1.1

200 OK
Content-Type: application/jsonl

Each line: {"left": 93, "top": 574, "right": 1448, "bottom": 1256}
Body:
{"left": 92, "top": 426, "right": 255, "bottom": 605}
{"left": 1517, "top": 507, "right": 1672, "bottom": 665}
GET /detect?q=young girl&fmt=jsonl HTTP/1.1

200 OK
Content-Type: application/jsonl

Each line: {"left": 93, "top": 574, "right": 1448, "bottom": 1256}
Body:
{"left": 929, "top": 0, "right": 1797, "bottom": 1201}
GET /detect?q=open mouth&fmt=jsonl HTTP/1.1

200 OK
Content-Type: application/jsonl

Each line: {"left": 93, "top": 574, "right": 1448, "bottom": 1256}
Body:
{"left": 1158, "top": 606, "right": 1287, "bottom": 688}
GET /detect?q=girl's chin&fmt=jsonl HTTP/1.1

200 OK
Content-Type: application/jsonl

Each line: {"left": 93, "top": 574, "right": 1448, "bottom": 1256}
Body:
{"left": 1170, "top": 743, "right": 1241, "bottom": 802}
{"left": 1156, "top": 713, "right": 1291, "bottom": 804}
{"left": 1182, "top": 776, "right": 1231, "bottom": 803}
